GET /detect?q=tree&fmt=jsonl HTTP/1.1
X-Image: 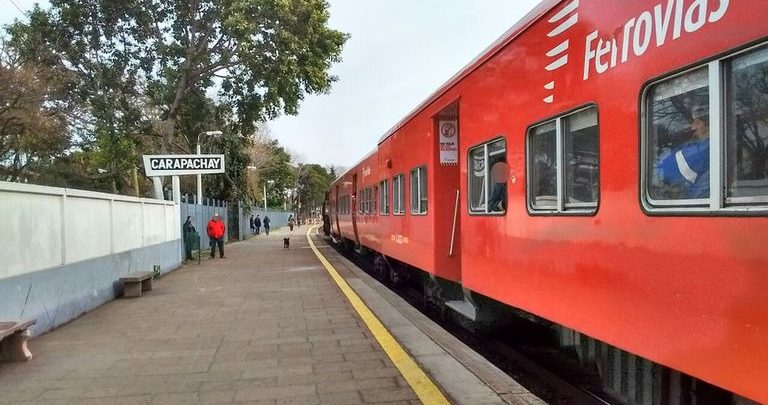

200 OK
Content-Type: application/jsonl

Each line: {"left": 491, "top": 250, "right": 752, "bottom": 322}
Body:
{"left": 8, "top": 0, "right": 348, "bottom": 156}
{"left": 294, "top": 163, "right": 333, "bottom": 217}
{"left": 260, "top": 140, "right": 295, "bottom": 208}
{"left": 0, "top": 39, "right": 73, "bottom": 181}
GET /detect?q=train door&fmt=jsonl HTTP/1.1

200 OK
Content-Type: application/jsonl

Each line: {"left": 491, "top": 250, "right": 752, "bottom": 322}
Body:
{"left": 352, "top": 174, "right": 361, "bottom": 245}
{"left": 334, "top": 185, "right": 341, "bottom": 236}
{"left": 433, "top": 102, "right": 466, "bottom": 311}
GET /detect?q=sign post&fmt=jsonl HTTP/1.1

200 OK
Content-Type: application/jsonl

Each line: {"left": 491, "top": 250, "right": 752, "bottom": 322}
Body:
{"left": 142, "top": 154, "right": 226, "bottom": 204}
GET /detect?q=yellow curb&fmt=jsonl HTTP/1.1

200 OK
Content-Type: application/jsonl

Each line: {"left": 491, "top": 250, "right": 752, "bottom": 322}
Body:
{"left": 306, "top": 227, "right": 452, "bottom": 405}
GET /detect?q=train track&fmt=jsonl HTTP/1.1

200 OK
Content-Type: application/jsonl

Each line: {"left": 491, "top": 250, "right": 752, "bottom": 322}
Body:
{"left": 330, "top": 239, "right": 616, "bottom": 405}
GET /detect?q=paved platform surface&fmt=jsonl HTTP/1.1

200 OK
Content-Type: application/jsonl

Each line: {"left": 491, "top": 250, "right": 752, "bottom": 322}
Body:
{"left": 0, "top": 227, "right": 542, "bottom": 405}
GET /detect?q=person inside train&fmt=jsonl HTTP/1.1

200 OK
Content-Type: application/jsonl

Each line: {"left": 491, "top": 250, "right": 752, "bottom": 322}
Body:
{"left": 655, "top": 105, "right": 710, "bottom": 199}
{"left": 488, "top": 160, "right": 509, "bottom": 212}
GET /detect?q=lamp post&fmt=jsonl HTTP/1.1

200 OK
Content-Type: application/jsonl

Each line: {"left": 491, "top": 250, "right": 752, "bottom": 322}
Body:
{"left": 196, "top": 130, "right": 222, "bottom": 203}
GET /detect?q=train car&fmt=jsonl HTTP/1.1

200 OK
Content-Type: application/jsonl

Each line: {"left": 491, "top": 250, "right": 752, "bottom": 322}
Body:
{"left": 327, "top": 0, "right": 768, "bottom": 403}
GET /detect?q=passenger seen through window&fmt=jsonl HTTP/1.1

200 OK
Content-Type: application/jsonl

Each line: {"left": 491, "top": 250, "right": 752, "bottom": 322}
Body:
{"left": 648, "top": 68, "right": 711, "bottom": 201}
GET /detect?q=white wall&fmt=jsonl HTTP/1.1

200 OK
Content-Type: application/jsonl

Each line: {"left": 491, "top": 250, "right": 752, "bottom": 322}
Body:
{"left": 0, "top": 182, "right": 180, "bottom": 280}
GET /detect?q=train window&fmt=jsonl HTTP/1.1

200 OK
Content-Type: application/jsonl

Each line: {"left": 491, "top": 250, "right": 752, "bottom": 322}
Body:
{"left": 368, "top": 187, "right": 373, "bottom": 213}
{"left": 642, "top": 43, "right": 768, "bottom": 213}
{"left": 646, "top": 68, "right": 710, "bottom": 203}
{"left": 564, "top": 109, "right": 599, "bottom": 207}
{"left": 358, "top": 188, "right": 363, "bottom": 214}
{"left": 529, "top": 123, "right": 558, "bottom": 210}
{"left": 468, "top": 138, "right": 507, "bottom": 215}
{"left": 527, "top": 106, "right": 599, "bottom": 214}
{"left": 393, "top": 174, "right": 405, "bottom": 215}
{"left": 410, "top": 166, "right": 427, "bottom": 214}
{"left": 372, "top": 186, "right": 378, "bottom": 215}
{"left": 726, "top": 47, "right": 768, "bottom": 203}
{"left": 380, "top": 180, "right": 389, "bottom": 215}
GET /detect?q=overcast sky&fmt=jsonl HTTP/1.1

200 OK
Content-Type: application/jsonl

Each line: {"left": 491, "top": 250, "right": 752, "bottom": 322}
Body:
{"left": 1, "top": 0, "right": 541, "bottom": 167}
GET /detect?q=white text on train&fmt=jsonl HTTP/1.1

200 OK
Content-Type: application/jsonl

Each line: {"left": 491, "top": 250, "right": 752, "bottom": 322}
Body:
{"left": 583, "top": 0, "right": 729, "bottom": 80}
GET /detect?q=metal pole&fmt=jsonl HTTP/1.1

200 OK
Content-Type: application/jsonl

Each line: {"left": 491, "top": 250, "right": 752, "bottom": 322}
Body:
{"left": 196, "top": 143, "right": 203, "bottom": 204}
{"left": 263, "top": 183, "right": 267, "bottom": 211}
{"left": 449, "top": 189, "right": 460, "bottom": 257}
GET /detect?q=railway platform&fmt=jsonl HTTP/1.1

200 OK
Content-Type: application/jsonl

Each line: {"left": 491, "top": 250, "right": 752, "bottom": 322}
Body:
{"left": 0, "top": 227, "right": 543, "bottom": 405}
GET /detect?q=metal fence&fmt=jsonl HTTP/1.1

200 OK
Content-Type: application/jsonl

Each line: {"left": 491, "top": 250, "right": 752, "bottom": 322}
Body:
{"left": 237, "top": 205, "right": 292, "bottom": 238}
{"left": 180, "top": 196, "right": 229, "bottom": 249}
{"left": 180, "top": 196, "right": 294, "bottom": 248}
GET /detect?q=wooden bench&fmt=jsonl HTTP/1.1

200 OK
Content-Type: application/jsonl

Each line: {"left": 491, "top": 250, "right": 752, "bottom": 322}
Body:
{"left": 0, "top": 320, "right": 35, "bottom": 362}
{"left": 120, "top": 271, "right": 154, "bottom": 298}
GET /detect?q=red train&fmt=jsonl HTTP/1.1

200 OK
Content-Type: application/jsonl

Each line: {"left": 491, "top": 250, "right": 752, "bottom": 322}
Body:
{"left": 326, "top": 1, "right": 768, "bottom": 403}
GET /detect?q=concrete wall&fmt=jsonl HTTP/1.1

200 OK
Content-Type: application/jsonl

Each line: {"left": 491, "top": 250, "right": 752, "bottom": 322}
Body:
{"left": 0, "top": 181, "right": 181, "bottom": 335}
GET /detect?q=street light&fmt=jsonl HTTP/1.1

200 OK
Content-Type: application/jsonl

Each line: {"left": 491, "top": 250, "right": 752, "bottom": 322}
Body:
{"left": 196, "top": 130, "right": 223, "bottom": 203}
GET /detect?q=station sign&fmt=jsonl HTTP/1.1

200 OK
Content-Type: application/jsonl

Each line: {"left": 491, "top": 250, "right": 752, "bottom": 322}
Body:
{"left": 438, "top": 119, "right": 458, "bottom": 165}
{"left": 142, "top": 154, "right": 226, "bottom": 176}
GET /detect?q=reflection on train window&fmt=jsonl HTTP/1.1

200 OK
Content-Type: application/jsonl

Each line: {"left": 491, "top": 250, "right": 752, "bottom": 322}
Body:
{"left": 380, "top": 180, "right": 389, "bottom": 215}
{"left": 529, "top": 122, "right": 557, "bottom": 209}
{"left": 726, "top": 47, "right": 768, "bottom": 203}
{"left": 527, "top": 106, "right": 599, "bottom": 214}
{"left": 373, "top": 186, "right": 378, "bottom": 215}
{"left": 362, "top": 188, "right": 370, "bottom": 214}
{"left": 393, "top": 174, "right": 405, "bottom": 215}
{"left": 410, "top": 166, "right": 427, "bottom": 214}
{"left": 564, "top": 108, "right": 599, "bottom": 207}
{"left": 468, "top": 138, "right": 506, "bottom": 215}
{"left": 340, "top": 195, "right": 347, "bottom": 214}
{"left": 643, "top": 43, "right": 768, "bottom": 213}
{"left": 647, "top": 68, "right": 710, "bottom": 202}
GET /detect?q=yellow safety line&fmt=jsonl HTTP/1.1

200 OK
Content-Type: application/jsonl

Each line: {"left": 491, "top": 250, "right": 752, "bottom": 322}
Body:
{"left": 306, "top": 227, "right": 451, "bottom": 405}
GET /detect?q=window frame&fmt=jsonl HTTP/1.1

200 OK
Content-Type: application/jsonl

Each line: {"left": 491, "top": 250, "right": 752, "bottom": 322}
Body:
{"left": 379, "top": 179, "right": 390, "bottom": 215}
{"left": 467, "top": 136, "right": 508, "bottom": 216}
{"left": 526, "top": 104, "right": 600, "bottom": 216}
{"left": 409, "top": 165, "right": 428, "bottom": 215}
{"left": 372, "top": 186, "right": 378, "bottom": 215}
{"left": 393, "top": 174, "right": 406, "bottom": 215}
{"left": 640, "top": 41, "right": 768, "bottom": 215}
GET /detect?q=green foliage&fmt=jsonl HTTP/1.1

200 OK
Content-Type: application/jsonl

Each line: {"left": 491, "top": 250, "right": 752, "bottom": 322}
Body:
{"left": 260, "top": 140, "right": 295, "bottom": 208}
{"left": 8, "top": 0, "right": 348, "bottom": 146}
{"left": 4, "top": 0, "right": 348, "bottom": 198}
{"left": 294, "top": 163, "right": 333, "bottom": 216}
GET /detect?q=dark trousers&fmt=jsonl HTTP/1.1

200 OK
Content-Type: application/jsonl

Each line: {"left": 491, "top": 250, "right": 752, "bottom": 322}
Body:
{"left": 210, "top": 237, "right": 224, "bottom": 257}
{"left": 265, "top": 226, "right": 270, "bottom": 235}
{"left": 184, "top": 236, "right": 193, "bottom": 260}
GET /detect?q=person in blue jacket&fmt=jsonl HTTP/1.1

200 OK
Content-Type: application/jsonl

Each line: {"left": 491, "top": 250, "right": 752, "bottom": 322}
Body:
{"left": 656, "top": 106, "right": 710, "bottom": 199}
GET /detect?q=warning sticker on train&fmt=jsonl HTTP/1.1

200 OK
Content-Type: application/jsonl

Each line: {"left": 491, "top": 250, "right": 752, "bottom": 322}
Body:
{"left": 142, "top": 154, "right": 226, "bottom": 176}
{"left": 438, "top": 120, "right": 458, "bottom": 165}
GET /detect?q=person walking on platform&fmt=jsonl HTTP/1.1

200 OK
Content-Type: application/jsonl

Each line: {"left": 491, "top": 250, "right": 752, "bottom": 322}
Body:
{"left": 263, "top": 215, "right": 271, "bottom": 235}
{"left": 288, "top": 215, "right": 295, "bottom": 231}
{"left": 183, "top": 216, "right": 196, "bottom": 261}
{"left": 249, "top": 215, "right": 255, "bottom": 235}
{"left": 207, "top": 213, "right": 226, "bottom": 258}
{"left": 254, "top": 214, "right": 261, "bottom": 235}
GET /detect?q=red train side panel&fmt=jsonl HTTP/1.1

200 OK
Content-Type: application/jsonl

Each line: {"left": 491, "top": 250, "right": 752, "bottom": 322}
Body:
{"left": 330, "top": 0, "right": 768, "bottom": 402}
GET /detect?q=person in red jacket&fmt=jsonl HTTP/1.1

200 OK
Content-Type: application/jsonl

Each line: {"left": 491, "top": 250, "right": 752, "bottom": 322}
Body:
{"left": 207, "top": 213, "right": 226, "bottom": 258}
